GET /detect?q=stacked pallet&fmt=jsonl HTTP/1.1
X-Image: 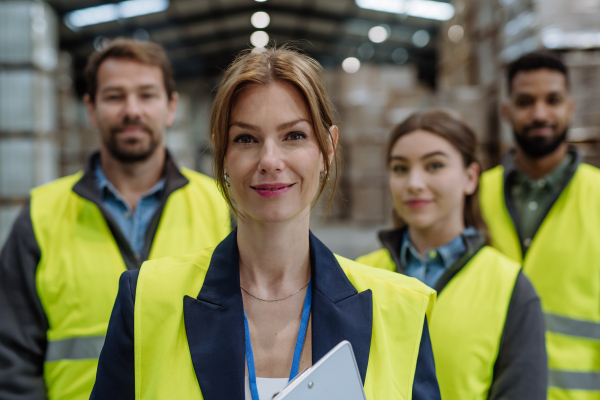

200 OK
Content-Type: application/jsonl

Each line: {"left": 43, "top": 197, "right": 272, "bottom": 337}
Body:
{"left": 563, "top": 51, "right": 600, "bottom": 166}
{"left": 498, "top": 0, "right": 600, "bottom": 166}
{"left": 0, "top": 2, "right": 59, "bottom": 247}
{"left": 166, "top": 93, "right": 195, "bottom": 170}
{"left": 322, "top": 64, "right": 433, "bottom": 224}
{"left": 437, "top": 0, "right": 504, "bottom": 169}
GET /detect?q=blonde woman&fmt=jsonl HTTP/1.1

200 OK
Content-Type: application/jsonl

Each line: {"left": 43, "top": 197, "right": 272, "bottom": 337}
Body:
{"left": 91, "top": 47, "right": 441, "bottom": 400}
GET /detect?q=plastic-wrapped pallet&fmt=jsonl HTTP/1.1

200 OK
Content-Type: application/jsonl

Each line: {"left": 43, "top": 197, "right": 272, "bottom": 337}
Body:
{"left": 166, "top": 94, "right": 195, "bottom": 170}
{"left": 0, "top": 137, "right": 59, "bottom": 246}
{"left": 0, "top": 1, "right": 59, "bottom": 248}
{"left": 0, "top": 70, "right": 57, "bottom": 133}
{"left": 0, "top": 138, "right": 58, "bottom": 198}
{"left": 501, "top": 0, "right": 600, "bottom": 62}
{"left": 0, "top": 1, "right": 58, "bottom": 71}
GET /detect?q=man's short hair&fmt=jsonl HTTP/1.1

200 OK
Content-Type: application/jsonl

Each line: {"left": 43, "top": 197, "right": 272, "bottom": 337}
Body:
{"left": 85, "top": 38, "right": 175, "bottom": 102}
{"left": 507, "top": 51, "right": 569, "bottom": 93}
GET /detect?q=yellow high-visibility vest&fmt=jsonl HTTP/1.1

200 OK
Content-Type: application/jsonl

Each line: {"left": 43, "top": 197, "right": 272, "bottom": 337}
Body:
{"left": 358, "top": 245, "right": 520, "bottom": 399}
{"left": 133, "top": 249, "right": 435, "bottom": 400}
{"left": 30, "top": 168, "right": 230, "bottom": 400}
{"left": 480, "top": 163, "right": 600, "bottom": 399}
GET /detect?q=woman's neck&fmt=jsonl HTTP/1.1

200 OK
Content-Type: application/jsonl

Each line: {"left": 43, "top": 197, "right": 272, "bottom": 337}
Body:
{"left": 237, "top": 211, "right": 312, "bottom": 299}
{"left": 408, "top": 216, "right": 465, "bottom": 257}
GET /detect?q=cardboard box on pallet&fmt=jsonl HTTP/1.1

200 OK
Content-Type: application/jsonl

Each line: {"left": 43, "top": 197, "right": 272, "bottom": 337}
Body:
{"left": 327, "top": 64, "right": 433, "bottom": 224}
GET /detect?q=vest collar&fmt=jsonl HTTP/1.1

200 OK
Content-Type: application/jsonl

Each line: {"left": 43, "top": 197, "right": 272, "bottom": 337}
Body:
{"left": 71, "top": 150, "right": 189, "bottom": 269}
{"left": 183, "top": 230, "right": 373, "bottom": 400}
{"left": 501, "top": 145, "right": 581, "bottom": 257}
{"left": 72, "top": 150, "right": 188, "bottom": 202}
{"left": 378, "top": 227, "right": 406, "bottom": 273}
{"left": 377, "top": 226, "right": 486, "bottom": 294}
{"left": 433, "top": 231, "right": 486, "bottom": 294}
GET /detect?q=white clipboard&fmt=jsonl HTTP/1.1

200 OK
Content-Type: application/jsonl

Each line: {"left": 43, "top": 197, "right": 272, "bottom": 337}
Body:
{"left": 272, "top": 341, "right": 367, "bottom": 400}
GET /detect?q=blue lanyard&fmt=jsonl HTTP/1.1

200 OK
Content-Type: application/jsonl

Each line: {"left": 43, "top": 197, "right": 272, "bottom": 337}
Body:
{"left": 244, "top": 279, "right": 312, "bottom": 400}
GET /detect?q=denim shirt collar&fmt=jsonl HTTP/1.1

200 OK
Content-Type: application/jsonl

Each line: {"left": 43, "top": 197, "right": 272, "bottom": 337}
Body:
{"left": 400, "top": 227, "right": 478, "bottom": 270}
{"left": 94, "top": 159, "right": 166, "bottom": 207}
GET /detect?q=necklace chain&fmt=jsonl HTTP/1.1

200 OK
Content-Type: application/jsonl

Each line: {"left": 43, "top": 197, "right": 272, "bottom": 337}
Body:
{"left": 240, "top": 281, "right": 310, "bottom": 302}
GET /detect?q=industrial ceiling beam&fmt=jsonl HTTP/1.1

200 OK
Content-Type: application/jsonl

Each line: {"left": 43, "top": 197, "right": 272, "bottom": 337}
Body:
{"left": 57, "top": 1, "right": 434, "bottom": 52}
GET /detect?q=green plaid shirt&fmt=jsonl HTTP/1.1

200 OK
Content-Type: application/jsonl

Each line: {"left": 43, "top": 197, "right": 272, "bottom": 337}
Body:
{"left": 506, "top": 154, "right": 573, "bottom": 243}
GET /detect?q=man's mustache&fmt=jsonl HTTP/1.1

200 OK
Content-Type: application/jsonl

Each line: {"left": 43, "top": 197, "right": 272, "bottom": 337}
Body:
{"left": 110, "top": 121, "right": 153, "bottom": 136}
{"left": 522, "top": 121, "right": 557, "bottom": 134}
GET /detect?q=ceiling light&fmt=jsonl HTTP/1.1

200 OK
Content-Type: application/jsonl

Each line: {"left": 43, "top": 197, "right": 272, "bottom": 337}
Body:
{"left": 356, "top": 0, "right": 455, "bottom": 21}
{"left": 448, "top": 25, "right": 464, "bottom": 43}
{"left": 255, "top": 0, "right": 267, "bottom": 2}
{"left": 342, "top": 57, "right": 361, "bottom": 73}
{"left": 250, "top": 31, "right": 269, "bottom": 47}
{"left": 65, "top": 0, "right": 169, "bottom": 29}
{"left": 368, "top": 26, "right": 389, "bottom": 43}
{"left": 412, "top": 30, "right": 430, "bottom": 48}
{"left": 251, "top": 11, "right": 270, "bottom": 28}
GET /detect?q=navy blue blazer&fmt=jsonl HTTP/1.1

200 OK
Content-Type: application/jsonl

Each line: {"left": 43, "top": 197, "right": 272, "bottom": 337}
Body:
{"left": 91, "top": 232, "right": 441, "bottom": 400}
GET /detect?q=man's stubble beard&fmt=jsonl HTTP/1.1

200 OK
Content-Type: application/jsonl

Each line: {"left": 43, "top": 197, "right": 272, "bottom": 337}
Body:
{"left": 100, "top": 119, "right": 162, "bottom": 163}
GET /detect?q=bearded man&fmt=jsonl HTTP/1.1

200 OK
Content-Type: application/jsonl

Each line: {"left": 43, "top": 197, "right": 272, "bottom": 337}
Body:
{"left": 480, "top": 51, "right": 600, "bottom": 399}
{"left": 0, "top": 38, "right": 230, "bottom": 400}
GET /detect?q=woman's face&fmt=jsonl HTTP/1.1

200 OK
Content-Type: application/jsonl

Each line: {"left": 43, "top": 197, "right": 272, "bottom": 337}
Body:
{"left": 226, "top": 81, "right": 330, "bottom": 224}
{"left": 389, "top": 130, "right": 479, "bottom": 232}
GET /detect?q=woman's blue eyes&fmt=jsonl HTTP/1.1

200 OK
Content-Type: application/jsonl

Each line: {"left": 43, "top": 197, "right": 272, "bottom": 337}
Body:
{"left": 234, "top": 134, "right": 255, "bottom": 144}
{"left": 233, "top": 132, "right": 307, "bottom": 144}
{"left": 287, "top": 131, "right": 306, "bottom": 140}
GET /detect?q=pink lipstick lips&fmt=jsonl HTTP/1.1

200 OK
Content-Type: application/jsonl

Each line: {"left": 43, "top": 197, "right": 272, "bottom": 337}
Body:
{"left": 405, "top": 199, "right": 432, "bottom": 209}
{"left": 251, "top": 183, "right": 295, "bottom": 198}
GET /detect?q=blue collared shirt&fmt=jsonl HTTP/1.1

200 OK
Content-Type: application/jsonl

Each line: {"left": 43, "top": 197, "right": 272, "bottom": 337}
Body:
{"left": 94, "top": 161, "right": 165, "bottom": 258}
{"left": 401, "top": 227, "right": 477, "bottom": 288}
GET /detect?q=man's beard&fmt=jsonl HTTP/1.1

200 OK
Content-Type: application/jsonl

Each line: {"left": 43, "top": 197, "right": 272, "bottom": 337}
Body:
{"left": 102, "top": 120, "right": 161, "bottom": 163}
{"left": 513, "top": 122, "right": 568, "bottom": 159}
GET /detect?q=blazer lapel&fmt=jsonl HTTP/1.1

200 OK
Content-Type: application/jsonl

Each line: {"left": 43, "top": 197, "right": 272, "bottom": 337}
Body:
{"left": 183, "top": 231, "right": 245, "bottom": 400}
{"left": 309, "top": 232, "right": 373, "bottom": 384}
{"left": 183, "top": 231, "right": 374, "bottom": 398}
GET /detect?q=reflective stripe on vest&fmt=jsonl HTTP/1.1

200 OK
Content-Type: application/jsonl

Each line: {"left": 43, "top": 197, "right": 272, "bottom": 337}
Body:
{"left": 30, "top": 168, "right": 230, "bottom": 400}
{"left": 549, "top": 370, "right": 600, "bottom": 391}
{"left": 480, "top": 164, "right": 600, "bottom": 397}
{"left": 133, "top": 249, "right": 436, "bottom": 400}
{"left": 46, "top": 336, "right": 105, "bottom": 362}
{"left": 545, "top": 313, "right": 600, "bottom": 340}
{"left": 358, "top": 246, "right": 520, "bottom": 400}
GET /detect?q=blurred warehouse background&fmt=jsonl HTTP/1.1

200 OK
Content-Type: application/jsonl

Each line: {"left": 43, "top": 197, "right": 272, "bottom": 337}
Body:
{"left": 1, "top": 0, "right": 600, "bottom": 258}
